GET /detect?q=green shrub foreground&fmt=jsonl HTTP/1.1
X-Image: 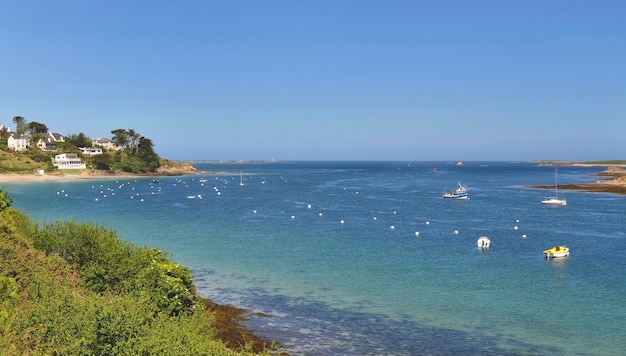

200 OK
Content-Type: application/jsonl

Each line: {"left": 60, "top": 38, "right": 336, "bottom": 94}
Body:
{"left": 0, "top": 189, "right": 276, "bottom": 355}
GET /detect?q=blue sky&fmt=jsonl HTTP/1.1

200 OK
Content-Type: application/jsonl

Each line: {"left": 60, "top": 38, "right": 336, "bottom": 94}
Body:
{"left": 1, "top": 1, "right": 624, "bottom": 161}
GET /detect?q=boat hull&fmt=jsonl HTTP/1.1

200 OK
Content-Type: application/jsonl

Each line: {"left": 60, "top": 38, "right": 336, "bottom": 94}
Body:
{"left": 542, "top": 198, "right": 567, "bottom": 206}
{"left": 443, "top": 194, "right": 469, "bottom": 200}
{"left": 546, "top": 252, "right": 569, "bottom": 258}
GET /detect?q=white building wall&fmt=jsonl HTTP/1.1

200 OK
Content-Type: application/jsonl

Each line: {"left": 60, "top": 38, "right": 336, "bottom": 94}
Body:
{"left": 53, "top": 153, "right": 86, "bottom": 169}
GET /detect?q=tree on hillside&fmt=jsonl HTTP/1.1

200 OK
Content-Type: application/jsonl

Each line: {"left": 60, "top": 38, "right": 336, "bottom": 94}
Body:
{"left": 12, "top": 116, "right": 27, "bottom": 135}
{"left": 136, "top": 136, "right": 160, "bottom": 171}
{"left": 67, "top": 132, "right": 92, "bottom": 148}
{"left": 109, "top": 129, "right": 160, "bottom": 173}
{"left": 27, "top": 121, "right": 48, "bottom": 135}
{"left": 111, "top": 129, "right": 129, "bottom": 162}
{"left": 128, "top": 128, "right": 140, "bottom": 154}
{"left": 91, "top": 152, "right": 113, "bottom": 170}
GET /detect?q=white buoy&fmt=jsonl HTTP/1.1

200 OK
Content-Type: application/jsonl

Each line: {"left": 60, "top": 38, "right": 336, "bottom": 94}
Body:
{"left": 426, "top": 221, "right": 430, "bottom": 225}
{"left": 319, "top": 212, "right": 323, "bottom": 216}
{"left": 514, "top": 226, "right": 519, "bottom": 230}
{"left": 454, "top": 230, "right": 459, "bottom": 235}
{"left": 477, "top": 236, "right": 490, "bottom": 248}
{"left": 307, "top": 204, "right": 312, "bottom": 209}
{"left": 253, "top": 210, "right": 257, "bottom": 214}
{"left": 522, "top": 234, "right": 527, "bottom": 239}
{"left": 415, "top": 231, "right": 420, "bottom": 237}
{"left": 390, "top": 225, "right": 395, "bottom": 230}
{"left": 373, "top": 216, "right": 378, "bottom": 220}
{"left": 291, "top": 215, "right": 295, "bottom": 219}
{"left": 340, "top": 220, "right": 345, "bottom": 225}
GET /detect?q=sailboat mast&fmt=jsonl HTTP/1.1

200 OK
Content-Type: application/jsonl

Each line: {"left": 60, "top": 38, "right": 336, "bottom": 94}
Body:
{"left": 555, "top": 166, "right": 558, "bottom": 198}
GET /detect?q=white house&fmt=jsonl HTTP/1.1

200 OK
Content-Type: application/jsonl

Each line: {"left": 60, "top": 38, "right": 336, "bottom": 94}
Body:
{"left": 7, "top": 133, "right": 29, "bottom": 151}
{"left": 93, "top": 138, "right": 120, "bottom": 150}
{"left": 48, "top": 132, "right": 65, "bottom": 142}
{"left": 79, "top": 147, "right": 103, "bottom": 156}
{"left": 53, "top": 153, "right": 86, "bottom": 169}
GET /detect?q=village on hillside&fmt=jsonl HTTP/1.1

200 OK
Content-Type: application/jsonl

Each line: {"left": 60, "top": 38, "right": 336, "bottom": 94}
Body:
{"left": 1, "top": 120, "right": 119, "bottom": 171}
{"left": 0, "top": 116, "right": 161, "bottom": 174}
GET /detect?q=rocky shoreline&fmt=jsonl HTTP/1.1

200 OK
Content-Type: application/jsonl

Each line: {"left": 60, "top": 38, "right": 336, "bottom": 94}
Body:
{"left": 203, "top": 299, "right": 286, "bottom": 354}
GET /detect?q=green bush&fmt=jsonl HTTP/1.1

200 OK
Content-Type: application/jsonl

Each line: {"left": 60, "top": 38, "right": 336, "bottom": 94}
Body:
{"left": 31, "top": 220, "right": 200, "bottom": 316}
{"left": 0, "top": 189, "right": 276, "bottom": 355}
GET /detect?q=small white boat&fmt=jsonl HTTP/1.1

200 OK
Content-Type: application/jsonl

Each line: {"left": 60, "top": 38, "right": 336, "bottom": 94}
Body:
{"left": 541, "top": 197, "right": 567, "bottom": 205}
{"left": 542, "top": 166, "right": 566, "bottom": 205}
{"left": 443, "top": 182, "right": 469, "bottom": 200}
{"left": 477, "top": 236, "right": 490, "bottom": 249}
{"left": 543, "top": 245, "right": 569, "bottom": 258}
{"left": 239, "top": 171, "right": 244, "bottom": 186}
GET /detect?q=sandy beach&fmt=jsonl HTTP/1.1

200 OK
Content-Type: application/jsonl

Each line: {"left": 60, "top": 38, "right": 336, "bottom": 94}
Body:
{"left": 0, "top": 170, "right": 208, "bottom": 184}
{"left": 0, "top": 173, "right": 123, "bottom": 183}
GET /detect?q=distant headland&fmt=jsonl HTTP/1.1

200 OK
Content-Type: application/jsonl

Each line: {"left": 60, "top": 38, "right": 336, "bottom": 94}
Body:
{"left": 529, "top": 161, "right": 626, "bottom": 195}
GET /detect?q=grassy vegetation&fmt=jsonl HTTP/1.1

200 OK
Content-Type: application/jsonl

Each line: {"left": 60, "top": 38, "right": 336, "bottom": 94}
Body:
{"left": 0, "top": 189, "right": 279, "bottom": 355}
{"left": 0, "top": 150, "right": 41, "bottom": 173}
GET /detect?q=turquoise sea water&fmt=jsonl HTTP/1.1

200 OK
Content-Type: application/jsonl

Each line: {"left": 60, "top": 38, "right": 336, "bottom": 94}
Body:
{"left": 4, "top": 161, "right": 626, "bottom": 355}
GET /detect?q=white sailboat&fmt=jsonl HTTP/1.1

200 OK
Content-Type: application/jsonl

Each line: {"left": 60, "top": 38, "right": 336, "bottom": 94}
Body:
{"left": 239, "top": 171, "right": 244, "bottom": 186}
{"left": 542, "top": 166, "right": 567, "bottom": 206}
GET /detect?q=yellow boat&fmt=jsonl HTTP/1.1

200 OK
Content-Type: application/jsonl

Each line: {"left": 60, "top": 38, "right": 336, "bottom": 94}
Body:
{"left": 543, "top": 246, "right": 569, "bottom": 258}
